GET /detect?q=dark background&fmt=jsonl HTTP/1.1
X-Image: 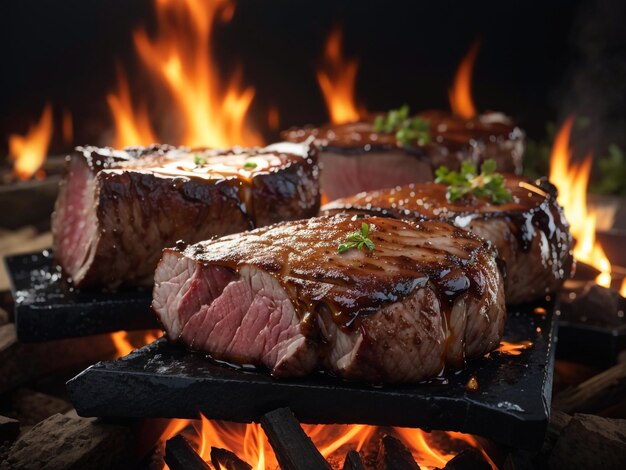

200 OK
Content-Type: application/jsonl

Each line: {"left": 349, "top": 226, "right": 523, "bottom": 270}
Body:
{"left": 1, "top": 0, "right": 624, "bottom": 160}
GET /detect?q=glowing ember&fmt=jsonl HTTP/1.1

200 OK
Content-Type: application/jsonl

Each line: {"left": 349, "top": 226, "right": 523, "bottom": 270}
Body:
{"left": 449, "top": 41, "right": 480, "bottom": 119}
{"left": 107, "top": 67, "right": 157, "bottom": 148}
{"left": 267, "top": 104, "right": 280, "bottom": 131}
{"left": 62, "top": 109, "right": 73, "bottom": 146}
{"left": 497, "top": 340, "right": 533, "bottom": 356}
{"left": 125, "top": 0, "right": 262, "bottom": 148}
{"left": 549, "top": 118, "right": 611, "bottom": 287}
{"left": 317, "top": 27, "right": 360, "bottom": 124}
{"left": 8, "top": 103, "right": 53, "bottom": 180}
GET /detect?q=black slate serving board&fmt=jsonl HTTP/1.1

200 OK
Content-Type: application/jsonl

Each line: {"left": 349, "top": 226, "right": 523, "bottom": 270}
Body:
{"left": 4, "top": 251, "right": 158, "bottom": 342}
{"left": 67, "top": 302, "right": 557, "bottom": 450}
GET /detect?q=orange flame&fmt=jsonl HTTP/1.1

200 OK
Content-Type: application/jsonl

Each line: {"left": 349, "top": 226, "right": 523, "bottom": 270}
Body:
{"left": 549, "top": 118, "right": 611, "bottom": 287}
{"left": 317, "top": 27, "right": 360, "bottom": 124}
{"left": 497, "top": 340, "right": 534, "bottom": 356}
{"left": 8, "top": 103, "right": 53, "bottom": 180}
{"left": 620, "top": 278, "right": 626, "bottom": 298}
{"left": 111, "top": 329, "right": 163, "bottom": 358}
{"left": 449, "top": 41, "right": 480, "bottom": 119}
{"left": 164, "top": 415, "right": 493, "bottom": 469}
{"left": 107, "top": 67, "right": 157, "bottom": 148}
{"left": 121, "top": 0, "right": 262, "bottom": 148}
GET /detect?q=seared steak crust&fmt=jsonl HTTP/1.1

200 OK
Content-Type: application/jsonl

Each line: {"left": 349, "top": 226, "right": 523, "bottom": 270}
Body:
{"left": 322, "top": 176, "right": 573, "bottom": 304}
{"left": 153, "top": 214, "right": 506, "bottom": 383}
{"left": 52, "top": 142, "right": 320, "bottom": 288}
{"left": 282, "top": 111, "right": 524, "bottom": 200}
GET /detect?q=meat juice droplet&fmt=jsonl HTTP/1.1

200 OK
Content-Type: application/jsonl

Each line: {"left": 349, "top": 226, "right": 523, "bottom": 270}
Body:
{"left": 466, "top": 376, "right": 479, "bottom": 392}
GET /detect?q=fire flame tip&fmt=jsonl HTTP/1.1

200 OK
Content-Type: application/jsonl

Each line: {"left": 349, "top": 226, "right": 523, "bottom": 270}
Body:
{"left": 9, "top": 103, "right": 54, "bottom": 181}
{"left": 449, "top": 40, "right": 481, "bottom": 119}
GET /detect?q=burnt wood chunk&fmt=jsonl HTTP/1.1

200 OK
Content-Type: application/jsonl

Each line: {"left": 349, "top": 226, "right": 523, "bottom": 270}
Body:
{"left": 549, "top": 413, "right": 626, "bottom": 469}
{"left": 1, "top": 413, "right": 132, "bottom": 469}
{"left": 211, "top": 447, "right": 252, "bottom": 470}
{"left": 553, "top": 362, "right": 626, "bottom": 414}
{"left": 376, "top": 435, "right": 420, "bottom": 470}
{"left": 342, "top": 450, "right": 365, "bottom": 470}
{"left": 164, "top": 434, "right": 210, "bottom": 470}
{"left": 260, "top": 408, "right": 331, "bottom": 470}
{"left": 0, "top": 415, "right": 19, "bottom": 443}
{"left": 443, "top": 449, "right": 491, "bottom": 470}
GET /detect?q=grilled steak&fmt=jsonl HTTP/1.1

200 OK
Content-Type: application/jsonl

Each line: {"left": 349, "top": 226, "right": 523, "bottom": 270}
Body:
{"left": 322, "top": 176, "right": 573, "bottom": 304}
{"left": 52, "top": 142, "right": 320, "bottom": 289}
{"left": 282, "top": 111, "right": 524, "bottom": 200}
{"left": 153, "top": 214, "right": 505, "bottom": 383}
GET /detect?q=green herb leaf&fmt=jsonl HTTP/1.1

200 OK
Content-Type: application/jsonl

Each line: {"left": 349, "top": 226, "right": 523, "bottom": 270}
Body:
{"left": 373, "top": 105, "right": 430, "bottom": 146}
{"left": 434, "top": 159, "right": 513, "bottom": 204}
{"left": 338, "top": 223, "right": 376, "bottom": 254}
{"left": 243, "top": 161, "right": 257, "bottom": 170}
{"left": 194, "top": 154, "right": 207, "bottom": 166}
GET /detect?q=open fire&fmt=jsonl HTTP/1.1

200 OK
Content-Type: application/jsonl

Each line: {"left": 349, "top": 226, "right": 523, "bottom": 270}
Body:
{"left": 156, "top": 415, "right": 495, "bottom": 470}
{"left": 548, "top": 117, "right": 612, "bottom": 288}
{"left": 449, "top": 41, "right": 480, "bottom": 119}
{"left": 109, "top": 0, "right": 262, "bottom": 148}
{"left": 7, "top": 103, "right": 53, "bottom": 181}
{"left": 316, "top": 27, "right": 361, "bottom": 124}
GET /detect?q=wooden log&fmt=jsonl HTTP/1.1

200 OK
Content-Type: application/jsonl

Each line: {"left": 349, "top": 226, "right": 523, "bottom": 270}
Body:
{"left": 553, "top": 362, "right": 626, "bottom": 414}
{"left": 0, "top": 415, "right": 19, "bottom": 443}
{"left": 211, "top": 447, "right": 252, "bottom": 470}
{"left": 164, "top": 434, "right": 210, "bottom": 470}
{"left": 443, "top": 449, "right": 491, "bottom": 470}
{"left": 342, "top": 450, "right": 365, "bottom": 470}
{"left": 0, "top": 324, "right": 117, "bottom": 393}
{"left": 260, "top": 407, "right": 331, "bottom": 470}
{"left": 549, "top": 413, "right": 626, "bottom": 469}
{"left": 502, "top": 450, "right": 535, "bottom": 470}
{"left": 11, "top": 388, "right": 73, "bottom": 425}
{"left": 2, "top": 413, "right": 133, "bottom": 469}
{"left": 376, "top": 435, "right": 420, "bottom": 470}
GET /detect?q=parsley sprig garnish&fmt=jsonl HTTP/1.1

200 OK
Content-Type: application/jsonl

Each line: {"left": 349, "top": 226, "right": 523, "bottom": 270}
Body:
{"left": 338, "top": 223, "right": 375, "bottom": 253}
{"left": 435, "top": 159, "right": 513, "bottom": 204}
{"left": 373, "top": 105, "right": 431, "bottom": 146}
{"left": 194, "top": 154, "right": 207, "bottom": 166}
{"left": 243, "top": 161, "right": 257, "bottom": 170}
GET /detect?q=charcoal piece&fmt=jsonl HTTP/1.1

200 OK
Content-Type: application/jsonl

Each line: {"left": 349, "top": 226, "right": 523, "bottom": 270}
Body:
{"left": 11, "top": 388, "right": 73, "bottom": 425}
{"left": 5, "top": 251, "right": 157, "bottom": 342}
{"left": 211, "top": 447, "right": 252, "bottom": 470}
{"left": 443, "top": 449, "right": 490, "bottom": 470}
{"left": 0, "top": 415, "right": 19, "bottom": 443}
{"left": 376, "top": 435, "right": 420, "bottom": 470}
{"left": 66, "top": 303, "right": 556, "bottom": 450}
{"left": 164, "top": 434, "right": 210, "bottom": 470}
{"left": 260, "top": 408, "right": 331, "bottom": 470}
{"left": 342, "top": 450, "right": 365, "bottom": 470}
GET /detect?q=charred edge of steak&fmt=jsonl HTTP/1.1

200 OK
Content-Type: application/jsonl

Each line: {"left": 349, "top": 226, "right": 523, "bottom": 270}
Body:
{"left": 152, "top": 214, "right": 506, "bottom": 383}
{"left": 52, "top": 142, "right": 320, "bottom": 289}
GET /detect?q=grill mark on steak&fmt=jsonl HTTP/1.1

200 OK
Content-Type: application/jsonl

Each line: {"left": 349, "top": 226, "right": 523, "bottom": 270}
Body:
{"left": 322, "top": 176, "right": 573, "bottom": 304}
{"left": 52, "top": 142, "right": 320, "bottom": 289}
{"left": 153, "top": 214, "right": 506, "bottom": 383}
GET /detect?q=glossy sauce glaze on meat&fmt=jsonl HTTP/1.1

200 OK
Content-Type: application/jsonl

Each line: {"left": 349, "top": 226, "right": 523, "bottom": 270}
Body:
{"left": 52, "top": 142, "right": 320, "bottom": 289}
{"left": 283, "top": 111, "right": 524, "bottom": 200}
{"left": 323, "top": 176, "right": 574, "bottom": 304}
{"left": 153, "top": 214, "right": 506, "bottom": 383}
